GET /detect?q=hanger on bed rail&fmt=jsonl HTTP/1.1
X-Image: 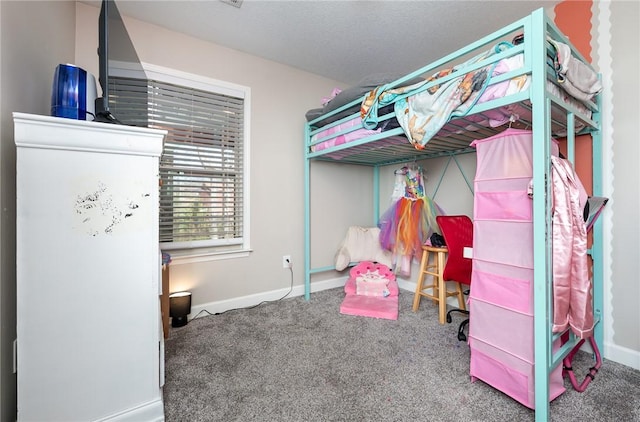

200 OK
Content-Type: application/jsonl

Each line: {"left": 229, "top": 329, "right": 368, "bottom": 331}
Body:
{"left": 409, "top": 159, "right": 423, "bottom": 172}
{"left": 394, "top": 159, "right": 423, "bottom": 175}
{"left": 394, "top": 167, "right": 407, "bottom": 175}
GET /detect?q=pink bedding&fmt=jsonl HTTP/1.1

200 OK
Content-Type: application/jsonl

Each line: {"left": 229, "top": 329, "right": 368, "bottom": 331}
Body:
{"left": 309, "top": 53, "right": 593, "bottom": 156}
{"left": 310, "top": 116, "right": 381, "bottom": 153}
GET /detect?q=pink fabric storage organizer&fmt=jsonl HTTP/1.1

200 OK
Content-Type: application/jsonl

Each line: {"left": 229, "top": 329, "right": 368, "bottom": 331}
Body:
{"left": 469, "top": 128, "right": 565, "bottom": 409}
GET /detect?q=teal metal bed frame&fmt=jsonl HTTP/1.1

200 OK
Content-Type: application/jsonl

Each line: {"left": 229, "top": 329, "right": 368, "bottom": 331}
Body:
{"left": 303, "top": 9, "right": 603, "bottom": 421}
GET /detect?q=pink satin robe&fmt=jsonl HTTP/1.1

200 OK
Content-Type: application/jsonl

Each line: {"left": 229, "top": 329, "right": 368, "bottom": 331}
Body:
{"left": 550, "top": 156, "right": 594, "bottom": 339}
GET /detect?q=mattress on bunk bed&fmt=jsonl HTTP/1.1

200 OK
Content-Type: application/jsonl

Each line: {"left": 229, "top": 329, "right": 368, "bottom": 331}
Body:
{"left": 308, "top": 54, "right": 527, "bottom": 153}
{"left": 307, "top": 46, "right": 596, "bottom": 158}
{"left": 469, "top": 128, "right": 566, "bottom": 409}
{"left": 306, "top": 73, "right": 424, "bottom": 125}
{"left": 310, "top": 82, "right": 591, "bottom": 159}
{"left": 310, "top": 116, "right": 381, "bottom": 153}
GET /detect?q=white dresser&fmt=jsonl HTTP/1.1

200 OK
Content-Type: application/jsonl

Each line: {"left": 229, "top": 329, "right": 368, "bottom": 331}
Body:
{"left": 14, "top": 113, "right": 166, "bottom": 421}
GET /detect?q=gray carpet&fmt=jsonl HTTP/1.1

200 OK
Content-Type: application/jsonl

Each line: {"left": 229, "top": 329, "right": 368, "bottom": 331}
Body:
{"left": 163, "top": 288, "right": 640, "bottom": 421}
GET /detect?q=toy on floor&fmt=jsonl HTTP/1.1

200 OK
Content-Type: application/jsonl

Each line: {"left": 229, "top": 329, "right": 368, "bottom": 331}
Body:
{"left": 340, "top": 261, "right": 399, "bottom": 320}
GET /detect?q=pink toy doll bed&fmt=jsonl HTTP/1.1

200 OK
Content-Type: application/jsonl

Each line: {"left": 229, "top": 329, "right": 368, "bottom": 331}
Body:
{"left": 339, "top": 261, "right": 399, "bottom": 320}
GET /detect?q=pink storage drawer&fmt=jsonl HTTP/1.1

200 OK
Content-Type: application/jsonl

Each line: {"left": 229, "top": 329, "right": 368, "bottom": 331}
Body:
{"left": 469, "top": 298, "right": 533, "bottom": 361}
{"left": 471, "top": 128, "right": 559, "bottom": 182}
{"left": 474, "top": 176, "right": 531, "bottom": 193}
{"left": 471, "top": 268, "right": 532, "bottom": 314}
{"left": 473, "top": 258, "right": 534, "bottom": 285}
{"left": 470, "top": 337, "right": 565, "bottom": 409}
{"left": 473, "top": 219, "right": 534, "bottom": 269}
{"left": 474, "top": 190, "right": 533, "bottom": 221}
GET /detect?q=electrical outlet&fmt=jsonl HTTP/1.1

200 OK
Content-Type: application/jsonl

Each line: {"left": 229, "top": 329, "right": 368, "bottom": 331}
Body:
{"left": 282, "top": 255, "right": 292, "bottom": 268}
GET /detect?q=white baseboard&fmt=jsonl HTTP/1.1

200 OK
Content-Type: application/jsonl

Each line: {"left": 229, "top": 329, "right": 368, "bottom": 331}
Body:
{"left": 189, "top": 276, "right": 348, "bottom": 318}
{"left": 604, "top": 341, "right": 640, "bottom": 371}
{"left": 189, "top": 276, "right": 452, "bottom": 320}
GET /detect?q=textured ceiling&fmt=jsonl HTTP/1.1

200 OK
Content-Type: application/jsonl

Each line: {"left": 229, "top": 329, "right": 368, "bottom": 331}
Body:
{"left": 85, "top": 0, "right": 558, "bottom": 85}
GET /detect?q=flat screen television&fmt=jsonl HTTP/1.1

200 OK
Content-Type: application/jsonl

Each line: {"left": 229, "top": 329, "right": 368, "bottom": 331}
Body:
{"left": 94, "top": 0, "right": 146, "bottom": 124}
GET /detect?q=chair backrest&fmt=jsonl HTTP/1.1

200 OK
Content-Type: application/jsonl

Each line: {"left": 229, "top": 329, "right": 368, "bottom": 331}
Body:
{"left": 436, "top": 215, "right": 473, "bottom": 286}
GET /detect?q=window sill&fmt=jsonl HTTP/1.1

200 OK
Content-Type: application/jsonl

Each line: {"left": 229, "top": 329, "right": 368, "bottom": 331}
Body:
{"left": 164, "top": 248, "right": 252, "bottom": 265}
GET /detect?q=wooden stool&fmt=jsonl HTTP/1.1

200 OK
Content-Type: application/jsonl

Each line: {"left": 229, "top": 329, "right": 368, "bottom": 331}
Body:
{"left": 412, "top": 245, "right": 466, "bottom": 324}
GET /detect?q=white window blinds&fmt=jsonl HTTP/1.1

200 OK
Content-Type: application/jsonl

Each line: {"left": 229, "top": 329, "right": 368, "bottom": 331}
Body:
{"left": 109, "top": 75, "right": 246, "bottom": 250}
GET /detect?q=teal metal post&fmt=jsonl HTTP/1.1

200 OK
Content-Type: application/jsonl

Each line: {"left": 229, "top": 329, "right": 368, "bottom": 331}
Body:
{"left": 303, "top": 126, "right": 311, "bottom": 300}
{"left": 591, "top": 90, "right": 604, "bottom": 352}
{"left": 530, "top": 9, "right": 552, "bottom": 421}
{"left": 373, "top": 166, "right": 380, "bottom": 224}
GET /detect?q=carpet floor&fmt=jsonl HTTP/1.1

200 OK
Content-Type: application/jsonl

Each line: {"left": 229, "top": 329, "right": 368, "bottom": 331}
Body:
{"left": 163, "top": 287, "right": 640, "bottom": 421}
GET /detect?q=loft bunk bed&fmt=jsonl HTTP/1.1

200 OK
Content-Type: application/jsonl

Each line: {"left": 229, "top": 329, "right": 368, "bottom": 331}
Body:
{"left": 303, "top": 8, "right": 602, "bottom": 422}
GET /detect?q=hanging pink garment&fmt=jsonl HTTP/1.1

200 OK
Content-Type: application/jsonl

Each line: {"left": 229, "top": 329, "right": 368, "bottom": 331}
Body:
{"left": 550, "top": 156, "right": 594, "bottom": 339}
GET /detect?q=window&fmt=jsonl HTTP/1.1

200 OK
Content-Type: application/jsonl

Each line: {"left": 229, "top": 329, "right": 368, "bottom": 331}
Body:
{"left": 109, "top": 64, "right": 250, "bottom": 256}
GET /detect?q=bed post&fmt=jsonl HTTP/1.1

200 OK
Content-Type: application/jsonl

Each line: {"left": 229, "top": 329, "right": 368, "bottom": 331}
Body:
{"left": 304, "top": 126, "right": 311, "bottom": 300}
{"left": 591, "top": 85, "right": 604, "bottom": 354}
{"left": 373, "top": 165, "right": 380, "bottom": 225}
{"left": 530, "top": 8, "right": 553, "bottom": 421}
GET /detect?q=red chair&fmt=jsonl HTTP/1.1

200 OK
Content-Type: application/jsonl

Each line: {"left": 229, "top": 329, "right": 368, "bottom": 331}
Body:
{"left": 436, "top": 215, "right": 473, "bottom": 341}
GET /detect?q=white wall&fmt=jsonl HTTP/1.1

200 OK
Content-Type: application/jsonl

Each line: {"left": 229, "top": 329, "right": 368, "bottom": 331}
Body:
{"left": 72, "top": 2, "right": 480, "bottom": 311}
{"left": 605, "top": 0, "right": 640, "bottom": 368}
{"left": 0, "top": 2, "right": 77, "bottom": 420}
{"left": 75, "top": 3, "right": 358, "bottom": 306}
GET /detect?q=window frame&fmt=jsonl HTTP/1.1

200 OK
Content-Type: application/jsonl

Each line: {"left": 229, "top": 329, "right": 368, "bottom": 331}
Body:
{"left": 110, "top": 61, "right": 252, "bottom": 262}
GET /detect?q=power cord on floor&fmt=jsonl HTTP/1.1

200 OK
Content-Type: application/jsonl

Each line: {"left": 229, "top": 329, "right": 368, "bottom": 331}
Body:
{"left": 190, "top": 264, "right": 295, "bottom": 320}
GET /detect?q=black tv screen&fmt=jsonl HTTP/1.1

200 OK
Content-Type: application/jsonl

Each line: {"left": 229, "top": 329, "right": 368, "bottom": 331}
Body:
{"left": 95, "top": 0, "right": 146, "bottom": 124}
